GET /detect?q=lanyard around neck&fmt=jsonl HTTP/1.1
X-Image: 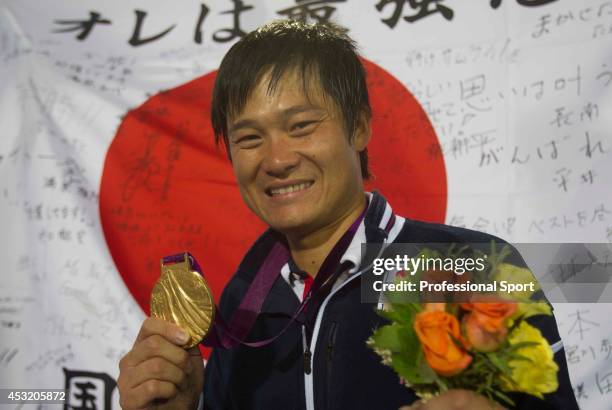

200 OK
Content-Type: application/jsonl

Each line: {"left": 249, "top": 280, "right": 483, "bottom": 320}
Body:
{"left": 203, "top": 201, "right": 396, "bottom": 349}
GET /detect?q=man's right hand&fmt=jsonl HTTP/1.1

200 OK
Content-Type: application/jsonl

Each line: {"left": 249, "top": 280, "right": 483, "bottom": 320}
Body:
{"left": 399, "top": 389, "right": 506, "bottom": 410}
{"left": 118, "top": 317, "right": 204, "bottom": 410}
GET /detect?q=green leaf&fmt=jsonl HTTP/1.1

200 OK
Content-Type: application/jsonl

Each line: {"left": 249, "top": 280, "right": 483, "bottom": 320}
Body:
{"left": 507, "top": 341, "right": 540, "bottom": 351}
{"left": 379, "top": 302, "right": 420, "bottom": 324}
{"left": 391, "top": 353, "right": 422, "bottom": 383}
{"left": 491, "top": 389, "right": 516, "bottom": 407}
{"left": 370, "top": 325, "right": 403, "bottom": 351}
{"left": 507, "top": 353, "right": 533, "bottom": 363}
{"left": 391, "top": 346, "right": 438, "bottom": 385}
{"left": 418, "top": 352, "right": 438, "bottom": 385}
{"left": 401, "top": 324, "right": 421, "bottom": 363}
{"left": 384, "top": 283, "right": 421, "bottom": 304}
{"left": 487, "top": 352, "right": 510, "bottom": 373}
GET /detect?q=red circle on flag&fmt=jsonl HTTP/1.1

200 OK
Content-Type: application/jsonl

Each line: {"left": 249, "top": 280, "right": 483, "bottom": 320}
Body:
{"left": 99, "top": 59, "right": 447, "bottom": 315}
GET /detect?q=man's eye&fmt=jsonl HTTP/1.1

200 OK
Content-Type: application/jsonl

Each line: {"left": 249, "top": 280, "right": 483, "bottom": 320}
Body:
{"left": 290, "top": 120, "right": 318, "bottom": 133}
{"left": 234, "top": 135, "right": 262, "bottom": 147}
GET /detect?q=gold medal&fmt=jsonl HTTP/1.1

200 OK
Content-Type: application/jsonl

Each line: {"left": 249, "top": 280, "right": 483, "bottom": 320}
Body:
{"left": 150, "top": 253, "right": 215, "bottom": 348}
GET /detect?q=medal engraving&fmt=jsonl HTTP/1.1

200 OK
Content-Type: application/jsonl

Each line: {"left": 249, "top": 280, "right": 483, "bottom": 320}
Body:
{"left": 150, "top": 253, "right": 215, "bottom": 348}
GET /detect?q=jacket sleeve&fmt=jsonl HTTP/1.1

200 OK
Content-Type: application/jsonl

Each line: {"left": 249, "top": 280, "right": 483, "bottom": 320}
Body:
{"left": 202, "top": 346, "right": 234, "bottom": 410}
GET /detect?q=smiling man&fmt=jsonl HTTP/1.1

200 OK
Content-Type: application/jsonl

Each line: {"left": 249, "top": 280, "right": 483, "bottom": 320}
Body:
{"left": 117, "top": 20, "right": 578, "bottom": 410}
{"left": 222, "top": 66, "right": 369, "bottom": 277}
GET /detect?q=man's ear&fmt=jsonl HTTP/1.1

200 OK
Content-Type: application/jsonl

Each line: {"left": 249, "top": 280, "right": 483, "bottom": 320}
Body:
{"left": 353, "top": 113, "right": 372, "bottom": 151}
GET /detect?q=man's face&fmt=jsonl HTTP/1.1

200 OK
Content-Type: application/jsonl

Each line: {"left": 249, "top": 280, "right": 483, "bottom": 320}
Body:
{"left": 227, "top": 70, "right": 370, "bottom": 237}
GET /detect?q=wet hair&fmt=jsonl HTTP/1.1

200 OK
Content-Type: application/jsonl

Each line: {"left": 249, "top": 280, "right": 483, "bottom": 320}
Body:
{"left": 211, "top": 19, "right": 371, "bottom": 179}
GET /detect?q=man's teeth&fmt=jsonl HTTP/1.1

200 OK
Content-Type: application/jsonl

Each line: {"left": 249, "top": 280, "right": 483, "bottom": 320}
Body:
{"left": 270, "top": 182, "right": 312, "bottom": 196}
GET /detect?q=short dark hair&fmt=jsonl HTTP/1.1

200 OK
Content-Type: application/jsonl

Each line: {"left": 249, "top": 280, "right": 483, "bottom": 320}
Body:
{"left": 211, "top": 20, "right": 371, "bottom": 179}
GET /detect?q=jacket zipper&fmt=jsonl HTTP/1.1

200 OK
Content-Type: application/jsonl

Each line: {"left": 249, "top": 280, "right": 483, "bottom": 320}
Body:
{"left": 304, "top": 338, "right": 312, "bottom": 374}
{"left": 303, "top": 325, "right": 315, "bottom": 410}
{"left": 303, "top": 275, "right": 360, "bottom": 410}
{"left": 326, "top": 322, "right": 338, "bottom": 408}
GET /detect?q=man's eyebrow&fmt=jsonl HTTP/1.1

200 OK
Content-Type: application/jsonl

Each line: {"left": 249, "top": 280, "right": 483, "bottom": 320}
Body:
{"left": 228, "top": 105, "right": 325, "bottom": 134}
{"left": 228, "top": 118, "right": 259, "bottom": 134}
{"left": 281, "top": 104, "right": 325, "bottom": 118}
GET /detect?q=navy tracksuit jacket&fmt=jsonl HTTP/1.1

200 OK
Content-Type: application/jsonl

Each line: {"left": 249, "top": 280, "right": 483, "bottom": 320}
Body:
{"left": 203, "top": 193, "right": 579, "bottom": 410}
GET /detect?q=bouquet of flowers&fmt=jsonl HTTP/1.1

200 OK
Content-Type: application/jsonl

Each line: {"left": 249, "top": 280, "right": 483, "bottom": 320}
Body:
{"left": 367, "top": 244, "right": 559, "bottom": 407}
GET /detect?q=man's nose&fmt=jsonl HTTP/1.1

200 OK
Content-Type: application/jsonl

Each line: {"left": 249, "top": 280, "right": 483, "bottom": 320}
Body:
{"left": 261, "top": 134, "right": 299, "bottom": 177}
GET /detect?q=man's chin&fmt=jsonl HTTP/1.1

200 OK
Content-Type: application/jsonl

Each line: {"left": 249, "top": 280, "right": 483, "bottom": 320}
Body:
{"left": 266, "top": 216, "right": 315, "bottom": 237}
{"left": 268, "top": 220, "right": 309, "bottom": 236}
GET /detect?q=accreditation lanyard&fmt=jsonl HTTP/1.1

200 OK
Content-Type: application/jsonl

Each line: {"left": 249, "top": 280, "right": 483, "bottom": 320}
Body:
{"left": 205, "top": 204, "right": 368, "bottom": 349}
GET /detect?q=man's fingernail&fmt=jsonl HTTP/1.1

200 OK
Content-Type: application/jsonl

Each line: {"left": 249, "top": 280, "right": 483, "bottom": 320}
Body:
{"left": 175, "top": 330, "right": 189, "bottom": 344}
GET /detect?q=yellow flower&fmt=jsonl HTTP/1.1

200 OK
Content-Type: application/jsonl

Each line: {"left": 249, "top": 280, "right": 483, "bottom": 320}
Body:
{"left": 501, "top": 322, "right": 559, "bottom": 399}
{"left": 515, "top": 301, "right": 551, "bottom": 319}
{"left": 492, "top": 263, "right": 539, "bottom": 302}
{"left": 507, "top": 301, "right": 552, "bottom": 328}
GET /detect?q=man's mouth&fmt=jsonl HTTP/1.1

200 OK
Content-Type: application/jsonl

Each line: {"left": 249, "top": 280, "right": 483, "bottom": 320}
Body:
{"left": 266, "top": 181, "right": 313, "bottom": 197}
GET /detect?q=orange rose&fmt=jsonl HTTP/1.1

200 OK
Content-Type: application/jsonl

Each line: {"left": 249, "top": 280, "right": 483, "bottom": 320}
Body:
{"left": 461, "top": 296, "right": 517, "bottom": 352}
{"left": 414, "top": 310, "right": 472, "bottom": 376}
{"left": 462, "top": 312, "right": 508, "bottom": 352}
{"left": 424, "top": 302, "right": 446, "bottom": 312}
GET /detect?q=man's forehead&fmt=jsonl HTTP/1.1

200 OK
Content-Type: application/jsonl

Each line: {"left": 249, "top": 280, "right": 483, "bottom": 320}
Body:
{"left": 237, "top": 67, "right": 332, "bottom": 114}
